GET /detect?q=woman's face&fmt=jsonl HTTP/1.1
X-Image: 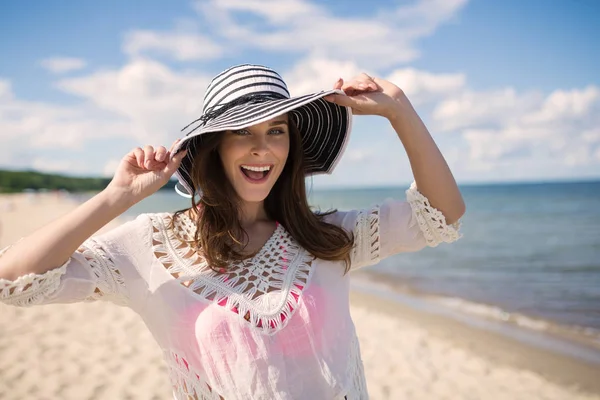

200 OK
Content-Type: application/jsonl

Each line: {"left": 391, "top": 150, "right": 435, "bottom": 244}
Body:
{"left": 218, "top": 114, "right": 290, "bottom": 203}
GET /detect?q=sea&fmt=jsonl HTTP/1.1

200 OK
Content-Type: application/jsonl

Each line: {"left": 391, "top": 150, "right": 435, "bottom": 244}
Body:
{"left": 112, "top": 180, "right": 600, "bottom": 361}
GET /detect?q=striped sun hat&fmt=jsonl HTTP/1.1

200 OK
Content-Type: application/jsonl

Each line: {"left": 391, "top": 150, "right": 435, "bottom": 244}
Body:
{"left": 171, "top": 64, "right": 352, "bottom": 198}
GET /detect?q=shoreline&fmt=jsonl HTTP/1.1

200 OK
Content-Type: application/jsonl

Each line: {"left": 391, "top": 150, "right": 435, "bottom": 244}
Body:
{"left": 349, "top": 282, "right": 600, "bottom": 396}
{"left": 1, "top": 192, "right": 599, "bottom": 399}
{"left": 352, "top": 270, "right": 600, "bottom": 358}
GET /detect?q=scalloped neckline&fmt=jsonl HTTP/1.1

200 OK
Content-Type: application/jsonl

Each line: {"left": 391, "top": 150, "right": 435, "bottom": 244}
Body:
{"left": 151, "top": 212, "right": 315, "bottom": 335}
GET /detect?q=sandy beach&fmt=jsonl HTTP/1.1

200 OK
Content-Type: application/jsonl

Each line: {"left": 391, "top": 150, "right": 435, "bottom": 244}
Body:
{"left": 1, "top": 192, "right": 599, "bottom": 400}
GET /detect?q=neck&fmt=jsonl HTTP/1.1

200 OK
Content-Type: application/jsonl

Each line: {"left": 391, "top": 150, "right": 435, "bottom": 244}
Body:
{"left": 238, "top": 200, "right": 270, "bottom": 227}
{"left": 190, "top": 199, "right": 272, "bottom": 228}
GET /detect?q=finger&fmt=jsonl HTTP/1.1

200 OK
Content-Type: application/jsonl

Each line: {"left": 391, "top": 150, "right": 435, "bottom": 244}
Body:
{"left": 133, "top": 147, "right": 145, "bottom": 168}
{"left": 324, "top": 94, "right": 370, "bottom": 115}
{"left": 332, "top": 78, "right": 343, "bottom": 90}
{"left": 163, "top": 148, "right": 188, "bottom": 175}
{"left": 341, "top": 80, "right": 370, "bottom": 96}
{"left": 143, "top": 145, "right": 155, "bottom": 168}
{"left": 364, "top": 74, "right": 380, "bottom": 90}
{"left": 154, "top": 146, "right": 167, "bottom": 162}
{"left": 324, "top": 94, "right": 355, "bottom": 107}
{"left": 341, "top": 81, "right": 355, "bottom": 93}
{"left": 323, "top": 94, "right": 337, "bottom": 104}
{"left": 360, "top": 72, "right": 375, "bottom": 82}
{"left": 354, "top": 80, "right": 377, "bottom": 91}
{"left": 364, "top": 77, "right": 378, "bottom": 90}
{"left": 345, "top": 73, "right": 378, "bottom": 92}
{"left": 169, "top": 138, "right": 182, "bottom": 153}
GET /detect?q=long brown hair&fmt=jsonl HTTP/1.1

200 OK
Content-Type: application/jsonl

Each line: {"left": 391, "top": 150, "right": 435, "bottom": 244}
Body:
{"left": 172, "top": 119, "right": 354, "bottom": 274}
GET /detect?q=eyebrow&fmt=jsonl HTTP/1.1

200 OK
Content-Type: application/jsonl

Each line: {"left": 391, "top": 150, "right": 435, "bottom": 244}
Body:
{"left": 269, "top": 120, "right": 288, "bottom": 126}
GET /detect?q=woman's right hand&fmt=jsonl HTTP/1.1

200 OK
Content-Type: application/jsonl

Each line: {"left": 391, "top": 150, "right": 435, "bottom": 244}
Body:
{"left": 105, "top": 139, "right": 188, "bottom": 205}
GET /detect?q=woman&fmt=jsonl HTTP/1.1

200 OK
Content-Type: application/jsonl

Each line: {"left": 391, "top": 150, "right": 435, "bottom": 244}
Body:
{"left": 0, "top": 64, "right": 465, "bottom": 399}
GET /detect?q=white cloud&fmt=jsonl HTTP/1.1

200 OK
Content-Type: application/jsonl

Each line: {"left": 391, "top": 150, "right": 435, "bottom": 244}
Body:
{"left": 522, "top": 86, "right": 600, "bottom": 124}
{"left": 582, "top": 128, "right": 600, "bottom": 143}
{"left": 345, "top": 148, "right": 376, "bottom": 163}
{"left": 103, "top": 159, "right": 121, "bottom": 177}
{"left": 40, "top": 57, "right": 86, "bottom": 74}
{"left": 0, "top": 77, "right": 137, "bottom": 174}
{"left": 1, "top": 59, "right": 210, "bottom": 176}
{"left": 432, "top": 88, "right": 546, "bottom": 132}
{"left": 377, "top": 0, "right": 471, "bottom": 38}
{"left": 461, "top": 129, "right": 526, "bottom": 166}
{"left": 194, "top": 0, "right": 469, "bottom": 68}
{"left": 284, "top": 58, "right": 364, "bottom": 95}
{"left": 282, "top": 59, "right": 467, "bottom": 103}
{"left": 431, "top": 84, "right": 600, "bottom": 172}
{"left": 206, "top": 0, "right": 319, "bottom": 23}
{"left": 0, "top": 79, "right": 13, "bottom": 100}
{"left": 0, "top": 80, "right": 130, "bottom": 150}
{"left": 594, "top": 147, "right": 600, "bottom": 162}
{"left": 123, "top": 30, "right": 223, "bottom": 61}
{"left": 563, "top": 145, "right": 593, "bottom": 167}
{"left": 386, "top": 68, "right": 466, "bottom": 105}
{"left": 55, "top": 59, "right": 211, "bottom": 144}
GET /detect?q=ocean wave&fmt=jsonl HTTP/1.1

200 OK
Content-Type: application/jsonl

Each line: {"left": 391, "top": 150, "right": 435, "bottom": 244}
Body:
{"left": 350, "top": 274, "right": 600, "bottom": 349}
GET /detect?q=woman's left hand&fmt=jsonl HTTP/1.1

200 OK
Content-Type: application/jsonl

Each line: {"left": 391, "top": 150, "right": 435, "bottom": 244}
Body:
{"left": 324, "top": 74, "right": 407, "bottom": 119}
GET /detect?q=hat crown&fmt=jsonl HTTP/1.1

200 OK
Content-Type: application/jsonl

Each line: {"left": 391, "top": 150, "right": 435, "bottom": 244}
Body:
{"left": 201, "top": 64, "right": 291, "bottom": 113}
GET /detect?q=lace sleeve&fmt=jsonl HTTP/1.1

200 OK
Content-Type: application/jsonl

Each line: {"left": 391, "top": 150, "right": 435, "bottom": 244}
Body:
{"left": 405, "top": 181, "right": 462, "bottom": 246}
{"left": 323, "top": 182, "right": 462, "bottom": 271}
{"left": 0, "top": 215, "right": 148, "bottom": 308}
{"left": 349, "top": 206, "right": 381, "bottom": 270}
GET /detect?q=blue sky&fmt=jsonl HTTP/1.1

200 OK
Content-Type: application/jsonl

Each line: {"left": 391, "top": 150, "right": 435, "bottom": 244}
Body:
{"left": 1, "top": 0, "right": 598, "bottom": 188}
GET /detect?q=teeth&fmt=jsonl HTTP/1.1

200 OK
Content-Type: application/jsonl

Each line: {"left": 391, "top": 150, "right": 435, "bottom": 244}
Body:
{"left": 241, "top": 165, "right": 271, "bottom": 172}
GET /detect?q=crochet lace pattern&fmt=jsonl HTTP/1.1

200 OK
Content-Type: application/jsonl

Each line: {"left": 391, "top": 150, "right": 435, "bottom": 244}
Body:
{"left": 0, "top": 238, "right": 128, "bottom": 307}
{"left": 151, "top": 213, "right": 315, "bottom": 335}
{"left": 351, "top": 206, "right": 381, "bottom": 268}
{"left": 406, "top": 182, "right": 462, "bottom": 245}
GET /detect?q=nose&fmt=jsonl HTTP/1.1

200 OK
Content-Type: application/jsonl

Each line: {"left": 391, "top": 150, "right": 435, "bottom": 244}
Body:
{"left": 250, "top": 136, "right": 269, "bottom": 157}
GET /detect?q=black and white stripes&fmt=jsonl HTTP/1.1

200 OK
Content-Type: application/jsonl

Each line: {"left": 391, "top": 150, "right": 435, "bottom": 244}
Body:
{"left": 173, "top": 64, "right": 352, "bottom": 198}
{"left": 202, "top": 65, "right": 290, "bottom": 111}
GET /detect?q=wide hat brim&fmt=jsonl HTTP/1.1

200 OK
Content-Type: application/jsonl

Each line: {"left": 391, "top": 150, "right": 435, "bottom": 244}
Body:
{"left": 172, "top": 89, "right": 352, "bottom": 198}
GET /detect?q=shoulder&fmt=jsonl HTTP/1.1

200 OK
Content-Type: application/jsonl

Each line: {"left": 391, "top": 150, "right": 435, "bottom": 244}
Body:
{"left": 316, "top": 207, "right": 378, "bottom": 232}
{"left": 127, "top": 211, "right": 186, "bottom": 227}
{"left": 314, "top": 209, "right": 345, "bottom": 224}
{"left": 143, "top": 211, "right": 197, "bottom": 242}
{"left": 96, "top": 212, "right": 173, "bottom": 249}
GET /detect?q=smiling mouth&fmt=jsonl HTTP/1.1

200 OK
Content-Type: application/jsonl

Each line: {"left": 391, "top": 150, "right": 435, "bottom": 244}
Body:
{"left": 240, "top": 165, "right": 273, "bottom": 183}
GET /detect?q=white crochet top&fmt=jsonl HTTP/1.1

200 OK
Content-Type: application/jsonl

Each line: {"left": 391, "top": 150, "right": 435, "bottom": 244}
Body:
{"left": 0, "top": 183, "right": 461, "bottom": 400}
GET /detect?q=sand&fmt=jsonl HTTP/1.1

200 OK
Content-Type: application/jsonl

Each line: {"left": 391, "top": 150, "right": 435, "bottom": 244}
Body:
{"left": 1, "top": 192, "right": 599, "bottom": 400}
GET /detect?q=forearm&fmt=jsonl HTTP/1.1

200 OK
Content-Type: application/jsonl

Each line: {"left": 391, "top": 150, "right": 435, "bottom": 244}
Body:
{"left": 0, "top": 189, "right": 135, "bottom": 281}
{"left": 387, "top": 94, "right": 465, "bottom": 224}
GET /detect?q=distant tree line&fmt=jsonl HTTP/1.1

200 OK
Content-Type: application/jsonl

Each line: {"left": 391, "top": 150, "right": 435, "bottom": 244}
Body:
{"left": 0, "top": 169, "right": 177, "bottom": 193}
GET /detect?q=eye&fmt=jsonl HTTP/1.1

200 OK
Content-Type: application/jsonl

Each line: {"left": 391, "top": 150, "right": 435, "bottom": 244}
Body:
{"left": 232, "top": 129, "right": 250, "bottom": 136}
{"left": 269, "top": 128, "right": 286, "bottom": 135}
